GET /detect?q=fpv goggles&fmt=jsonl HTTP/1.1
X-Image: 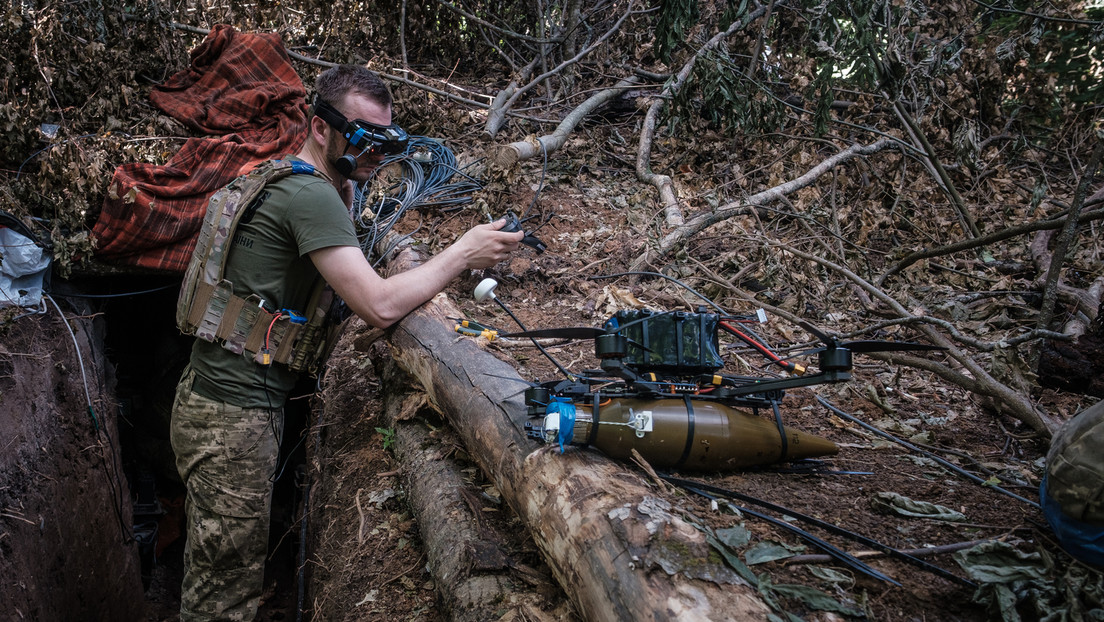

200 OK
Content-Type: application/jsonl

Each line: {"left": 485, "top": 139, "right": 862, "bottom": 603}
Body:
{"left": 312, "top": 94, "right": 409, "bottom": 158}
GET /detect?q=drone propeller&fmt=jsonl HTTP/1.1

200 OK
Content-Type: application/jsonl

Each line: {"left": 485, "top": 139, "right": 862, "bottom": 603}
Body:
{"left": 794, "top": 319, "right": 943, "bottom": 353}
{"left": 502, "top": 311, "right": 666, "bottom": 346}
{"left": 501, "top": 326, "right": 605, "bottom": 340}
{"left": 501, "top": 326, "right": 657, "bottom": 360}
{"left": 790, "top": 339, "right": 945, "bottom": 358}
{"left": 795, "top": 318, "right": 834, "bottom": 346}
{"left": 787, "top": 319, "right": 945, "bottom": 372}
{"left": 822, "top": 340, "right": 945, "bottom": 354}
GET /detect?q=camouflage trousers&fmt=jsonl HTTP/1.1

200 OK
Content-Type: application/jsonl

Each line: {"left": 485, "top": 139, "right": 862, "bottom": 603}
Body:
{"left": 170, "top": 366, "right": 284, "bottom": 622}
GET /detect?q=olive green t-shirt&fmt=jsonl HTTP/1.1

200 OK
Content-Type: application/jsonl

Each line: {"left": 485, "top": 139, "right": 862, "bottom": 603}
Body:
{"left": 190, "top": 159, "right": 358, "bottom": 408}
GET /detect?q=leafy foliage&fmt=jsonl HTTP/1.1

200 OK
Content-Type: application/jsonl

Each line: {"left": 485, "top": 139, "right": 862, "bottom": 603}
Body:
{"left": 671, "top": 43, "right": 787, "bottom": 135}
{"left": 655, "top": 0, "right": 701, "bottom": 63}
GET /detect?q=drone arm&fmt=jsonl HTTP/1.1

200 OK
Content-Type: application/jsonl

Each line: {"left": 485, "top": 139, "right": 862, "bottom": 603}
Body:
{"left": 723, "top": 370, "right": 851, "bottom": 397}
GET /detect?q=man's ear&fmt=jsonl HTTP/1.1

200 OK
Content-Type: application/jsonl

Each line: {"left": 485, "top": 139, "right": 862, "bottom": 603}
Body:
{"left": 308, "top": 115, "right": 331, "bottom": 145}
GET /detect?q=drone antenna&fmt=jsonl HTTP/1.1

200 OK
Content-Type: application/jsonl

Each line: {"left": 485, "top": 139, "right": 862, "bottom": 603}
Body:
{"left": 588, "top": 271, "right": 728, "bottom": 315}
{"left": 474, "top": 279, "right": 574, "bottom": 380}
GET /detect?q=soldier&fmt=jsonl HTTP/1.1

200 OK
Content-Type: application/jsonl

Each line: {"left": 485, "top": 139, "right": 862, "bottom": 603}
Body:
{"left": 1039, "top": 398, "right": 1104, "bottom": 567}
{"left": 170, "top": 64, "right": 522, "bottom": 621}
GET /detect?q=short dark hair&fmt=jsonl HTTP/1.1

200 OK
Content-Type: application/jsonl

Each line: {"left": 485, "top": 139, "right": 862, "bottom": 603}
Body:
{"left": 315, "top": 65, "right": 392, "bottom": 114}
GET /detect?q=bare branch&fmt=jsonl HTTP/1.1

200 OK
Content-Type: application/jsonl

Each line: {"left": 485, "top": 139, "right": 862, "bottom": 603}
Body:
{"left": 630, "top": 138, "right": 895, "bottom": 272}
{"left": 483, "top": 0, "right": 640, "bottom": 138}
{"left": 891, "top": 100, "right": 980, "bottom": 238}
{"left": 635, "top": 3, "right": 779, "bottom": 227}
{"left": 1037, "top": 138, "right": 1104, "bottom": 332}
{"left": 491, "top": 76, "right": 641, "bottom": 167}
{"left": 877, "top": 206, "right": 1104, "bottom": 286}
{"left": 434, "top": 0, "right": 564, "bottom": 44}
{"left": 764, "top": 239, "right": 1060, "bottom": 435}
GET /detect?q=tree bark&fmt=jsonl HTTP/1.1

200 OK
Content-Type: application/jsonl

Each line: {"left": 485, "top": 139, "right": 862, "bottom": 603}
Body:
{"left": 382, "top": 252, "right": 772, "bottom": 621}
{"left": 373, "top": 352, "right": 565, "bottom": 621}
{"left": 492, "top": 76, "right": 640, "bottom": 168}
{"left": 1038, "top": 296, "right": 1104, "bottom": 398}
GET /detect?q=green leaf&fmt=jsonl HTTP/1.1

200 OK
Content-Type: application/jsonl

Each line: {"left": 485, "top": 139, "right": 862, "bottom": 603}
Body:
{"left": 806, "top": 565, "right": 853, "bottom": 587}
{"left": 770, "top": 583, "right": 864, "bottom": 616}
{"left": 716, "top": 524, "right": 752, "bottom": 548}
{"left": 705, "top": 533, "right": 759, "bottom": 586}
{"left": 871, "top": 491, "right": 968, "bottom": 522}
{"left": 745, "top": 541, "right": 796, "bottom": 565}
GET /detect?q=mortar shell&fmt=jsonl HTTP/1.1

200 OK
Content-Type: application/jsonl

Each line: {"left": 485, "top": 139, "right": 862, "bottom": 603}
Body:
{"left": 568, "top": 397, "right": 838, "bottom": 470}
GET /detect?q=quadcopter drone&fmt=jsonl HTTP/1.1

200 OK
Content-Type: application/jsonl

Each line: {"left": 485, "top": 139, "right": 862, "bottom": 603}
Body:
{"left": 468, "top": 277, "right": 943, "bottom": 471}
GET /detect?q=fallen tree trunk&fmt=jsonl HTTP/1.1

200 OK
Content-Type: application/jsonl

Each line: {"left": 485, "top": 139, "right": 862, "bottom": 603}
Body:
{"left": 383, "top": 253, "right": 771, "bottom": 621}
{"left": 373, "top": 351, "right": 568, "bottom": 621}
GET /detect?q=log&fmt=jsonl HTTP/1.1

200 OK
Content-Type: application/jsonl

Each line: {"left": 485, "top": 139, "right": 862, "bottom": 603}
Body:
{"left": 373, "top": 350, "right": 568, "bottom": 621}
{"left": 383, "top": 251, "right": 772, "bottom": 621}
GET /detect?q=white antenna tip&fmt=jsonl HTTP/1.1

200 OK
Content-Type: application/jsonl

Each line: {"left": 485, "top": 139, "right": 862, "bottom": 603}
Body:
{"left": 474, "top": 278, "right": 499, "bottom": 302}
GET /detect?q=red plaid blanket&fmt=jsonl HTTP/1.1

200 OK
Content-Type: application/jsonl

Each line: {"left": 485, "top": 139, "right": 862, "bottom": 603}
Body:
{"left": 91, "top": 25, "right": 308, "bottom": 272}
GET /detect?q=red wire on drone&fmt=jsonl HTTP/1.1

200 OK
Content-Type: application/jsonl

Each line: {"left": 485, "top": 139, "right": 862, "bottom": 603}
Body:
{"left": 720, "top": 320, "right": 805, "bottom": 375}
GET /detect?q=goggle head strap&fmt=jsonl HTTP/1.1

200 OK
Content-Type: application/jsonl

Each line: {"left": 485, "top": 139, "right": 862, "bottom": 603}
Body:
{"left": 311, "top": 94, "right": 409, "bottom": 157}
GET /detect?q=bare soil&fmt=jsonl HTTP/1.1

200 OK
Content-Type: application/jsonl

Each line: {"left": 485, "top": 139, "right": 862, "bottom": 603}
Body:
{"left": 0, "top": 308, "right": 146, "bottom": 621}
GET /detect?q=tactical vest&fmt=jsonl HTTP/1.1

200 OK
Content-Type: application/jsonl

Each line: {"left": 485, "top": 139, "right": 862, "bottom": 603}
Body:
{"left": 177, "top": 159, "right": 346, "bottom": 375}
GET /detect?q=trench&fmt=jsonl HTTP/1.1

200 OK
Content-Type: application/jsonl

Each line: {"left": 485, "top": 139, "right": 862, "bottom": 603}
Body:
{"left": 1, "top": 273, "right": 309, "bottom": 620}
{"left": 103, "top": 274, "right": 310, "bottom": 620}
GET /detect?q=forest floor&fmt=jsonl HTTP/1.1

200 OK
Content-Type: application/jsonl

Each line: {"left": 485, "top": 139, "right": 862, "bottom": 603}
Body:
{"left": 258, "top": 177, "right": 1096, "bottom": 622}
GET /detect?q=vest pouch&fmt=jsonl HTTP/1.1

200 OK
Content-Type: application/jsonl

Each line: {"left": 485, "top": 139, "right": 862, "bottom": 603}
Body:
{"left": 195, "top": 280, "right": 235, "bottom": 343}
{"left": 224, "top": 294, "right": 266, "bottom": 355}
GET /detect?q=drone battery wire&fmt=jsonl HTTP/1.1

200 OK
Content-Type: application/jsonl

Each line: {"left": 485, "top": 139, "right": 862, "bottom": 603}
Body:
{"left": 720, "top": 320, "right": 805, "bottom": 375}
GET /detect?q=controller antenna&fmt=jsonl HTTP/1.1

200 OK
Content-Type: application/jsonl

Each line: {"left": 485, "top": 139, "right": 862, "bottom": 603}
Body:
{"left": 474, "top": 278, "right": 573, "bottom": 380}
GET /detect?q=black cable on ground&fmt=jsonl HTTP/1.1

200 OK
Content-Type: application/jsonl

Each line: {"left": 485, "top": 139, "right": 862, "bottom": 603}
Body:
{"left": 46, "top": 294, "right": 135, "bottom": 546}
{"left": 663, "top": 475, "right": 977, "bottom": 588}
{"left": 817, "top": 396, "right": 1041, "bottom": 510}
{"left": 667, "top": 479, "right": 901, "bottom": 586}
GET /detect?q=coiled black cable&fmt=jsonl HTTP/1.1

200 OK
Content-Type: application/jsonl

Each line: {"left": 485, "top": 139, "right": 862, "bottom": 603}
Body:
{"left": 352, "top": 137, "right": 484, "bottom": 264}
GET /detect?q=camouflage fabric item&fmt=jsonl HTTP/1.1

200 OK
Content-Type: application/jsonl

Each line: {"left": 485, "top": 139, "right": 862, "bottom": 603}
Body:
{"left": 170, "top": 366, "right": 284, "bottom": 621}
{"left": 179, "top": 160, "right": 306, "bottom": 334}
{"left": 177, "top": 159, "right": 340, "bottom": 374}
{"left": 1046, "top": 399, "right": 1104, "bottom": 525}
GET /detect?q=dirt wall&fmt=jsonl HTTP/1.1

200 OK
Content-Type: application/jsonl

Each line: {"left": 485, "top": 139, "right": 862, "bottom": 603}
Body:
{"left": 0, "top": 307, "right": 145, "bottom": 621}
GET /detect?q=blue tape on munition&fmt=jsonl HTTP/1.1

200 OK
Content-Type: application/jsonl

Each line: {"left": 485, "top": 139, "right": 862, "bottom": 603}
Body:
{"left": 547, "top": 397, "right": 576, "bottom": 454}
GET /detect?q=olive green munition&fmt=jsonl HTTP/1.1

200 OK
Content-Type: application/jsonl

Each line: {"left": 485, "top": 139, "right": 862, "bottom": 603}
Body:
{"left": 537, "top": 397, "right": 838, "bottom": 470}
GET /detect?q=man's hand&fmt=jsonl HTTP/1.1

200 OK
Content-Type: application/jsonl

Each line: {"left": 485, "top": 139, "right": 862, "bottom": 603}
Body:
{"left": 455, "top": 219, "right": 524, "bottom": 269}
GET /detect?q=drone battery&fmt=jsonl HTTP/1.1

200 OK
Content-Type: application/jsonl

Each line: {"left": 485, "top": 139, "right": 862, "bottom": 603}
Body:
{"left": 608, "top": 310, "right": 724, "bottom": 375}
